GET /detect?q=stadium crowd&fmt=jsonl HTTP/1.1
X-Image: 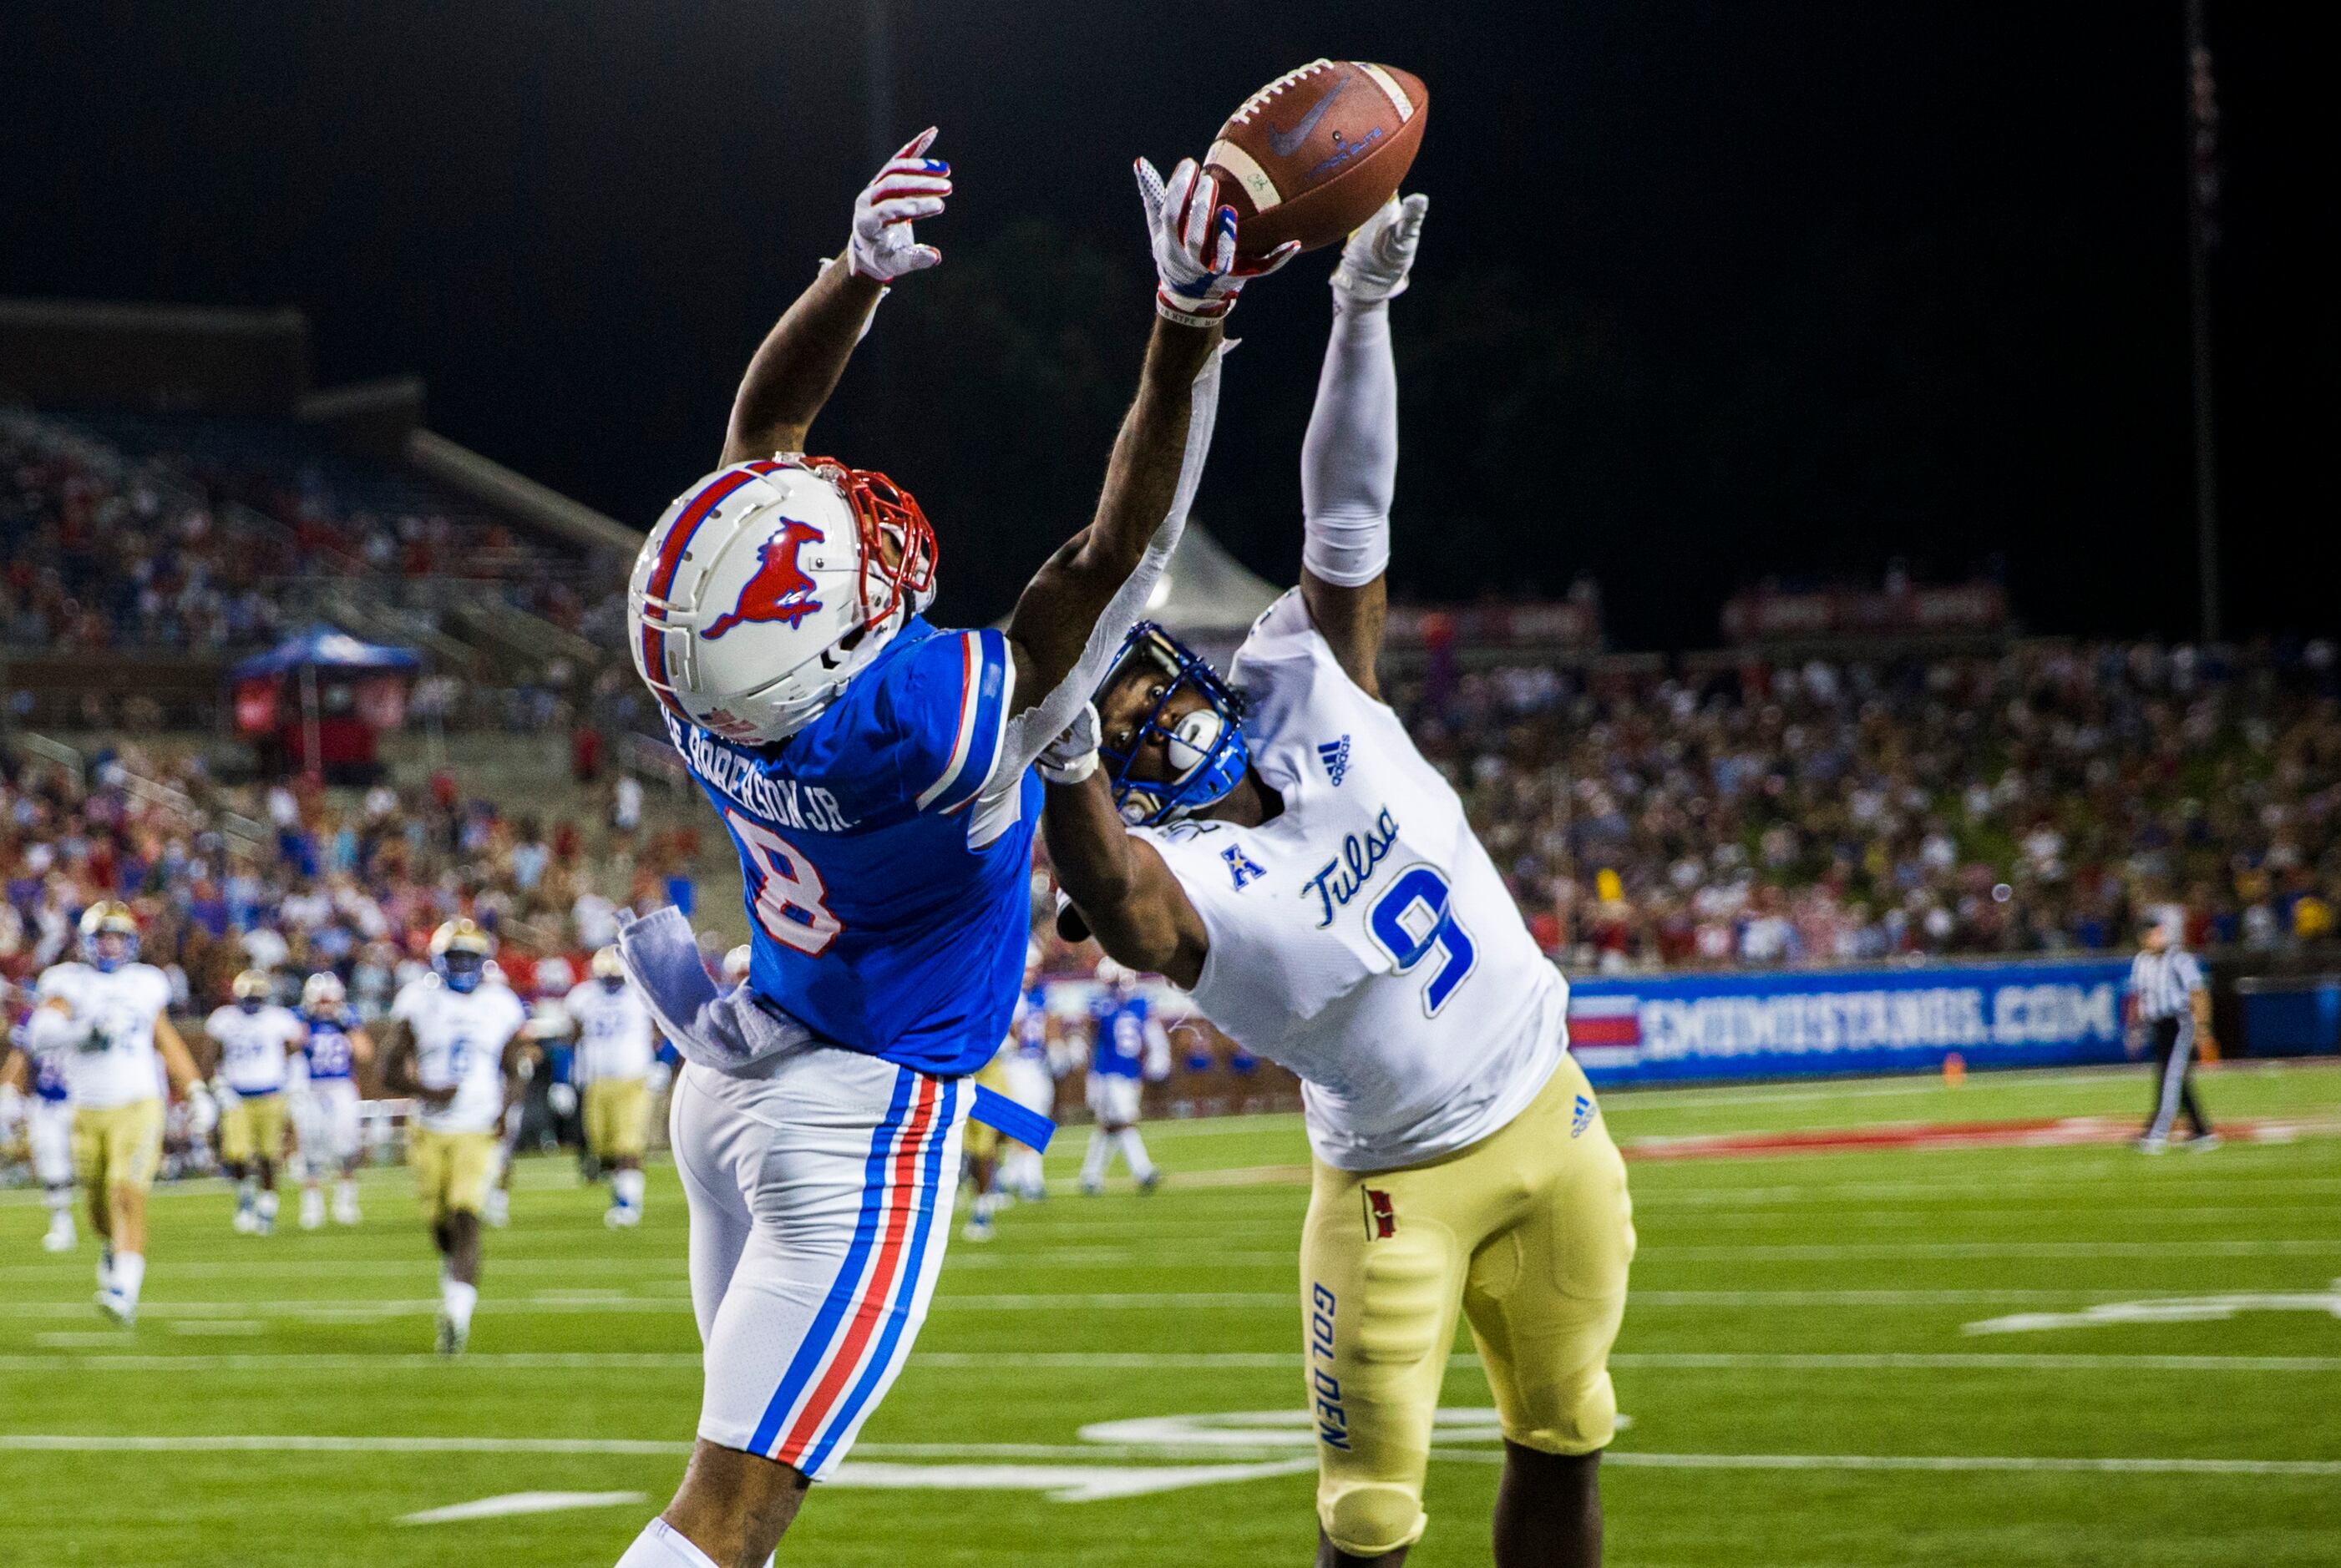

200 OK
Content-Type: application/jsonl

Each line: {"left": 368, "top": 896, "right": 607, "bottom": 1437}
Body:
{"left": 0, "top": 738, "right": 697, "bottom": 1013}
{"left": 8, "top": 634, "right": 2341, "bottom": 1004}
{"left": 1397, "top": 637, "right": 2341, "bottom": 970}
{"left": 0, "top": 410, "right": 613, "bottom": 654}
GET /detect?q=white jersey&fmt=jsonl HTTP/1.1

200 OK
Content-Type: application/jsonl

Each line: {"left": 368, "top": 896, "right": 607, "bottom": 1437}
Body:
{"left": 565, "top": 979, "right": 656, "bottom": 1083}
{"left": 34, "top": 961, "right": 175, "bottom": 1111}
{"left": 390, "top": 975, "right": 527, "bottom": 1135}
{"left": 1136, "top": 592, "right": 1566, "bottom": 1172}
{"left": 206, "top": 1003, "right": 303, "bottom": 1095}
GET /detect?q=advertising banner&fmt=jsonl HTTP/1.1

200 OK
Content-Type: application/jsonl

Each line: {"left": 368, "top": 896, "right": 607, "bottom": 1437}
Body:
{"left": 1566, "top": 959, "right": 2132, "bottom": 1085}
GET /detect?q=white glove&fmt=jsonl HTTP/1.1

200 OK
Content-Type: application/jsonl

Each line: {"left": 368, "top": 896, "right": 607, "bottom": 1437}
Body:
{"left": 1135, "top": 157, "right": 1300, "bottom": 327}
{"left": 185, "top": 1081, "right": 219, "bottom": 1138}
{"left": 846, "top": 128, "right": 952, "bottom": 282}
{"left": 547, "top": 1081, "right": 579, "bottom": 1118}
{"left": 1036, "top": 702, "right": 1102, "bottom": 786}
{"left": 1330, "top": 193, "right": 1429, "bottom": 306}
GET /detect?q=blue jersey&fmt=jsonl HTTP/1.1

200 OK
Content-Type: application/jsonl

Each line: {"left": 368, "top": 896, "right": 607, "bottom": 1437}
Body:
{"left": 670, "top": 617, "right": 1038, "bottom": 1078}
{"left": 1011, "top": 986, "right": 1050, "bottom": 1063}
{"left": 301, "top": 1007, "right": 357, "bottom": 1080}
{"left": 1089, "top": 994, "right": 1150, "bottom": 1080}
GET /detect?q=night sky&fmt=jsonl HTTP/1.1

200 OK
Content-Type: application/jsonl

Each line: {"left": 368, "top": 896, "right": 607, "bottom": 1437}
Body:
{"left": 3, "top": 3, "right": 2332, "bottom": 650}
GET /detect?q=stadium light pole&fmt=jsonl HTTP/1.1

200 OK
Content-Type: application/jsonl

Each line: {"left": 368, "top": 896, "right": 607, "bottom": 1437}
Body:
{"left": 2183, "top": 0, "right": 2222, "bottom": 643}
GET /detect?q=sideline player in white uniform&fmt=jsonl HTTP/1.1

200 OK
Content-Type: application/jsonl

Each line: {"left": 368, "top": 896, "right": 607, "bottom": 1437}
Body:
{"left": 998, "top": 944, "right": 1056, "bottom": 1201}
{"left": 377, "top": 920, "right": 530, "bottom": 1354}
{"left": 3, "top": 1017, "right": 81, "bottom": 1251}
{"left": 292, "top": 971, "right": 373, "bottom": 1228}
{"left": 207, "top": 969, "right": 305, "bottom": 1236}
{"left": 1042, "top": 198, "right": 1634, "bottom": 1568}
{"left": 30, "top": 902, "right": 215, "bottom": 1324}
{"left": 1076, "top": 960, "right": 1167, "bottom": 1195}
{"left": 568, "top": 946, "right": 661, "bottom": 1227}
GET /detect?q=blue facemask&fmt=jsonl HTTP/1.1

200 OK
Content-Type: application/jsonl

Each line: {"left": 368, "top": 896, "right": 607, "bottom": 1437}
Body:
{"left": 1097, "top": 622, "right": 1251, "bottom": 828}
{"left": 437, "top": 954, "right": 486, "bottom": 994}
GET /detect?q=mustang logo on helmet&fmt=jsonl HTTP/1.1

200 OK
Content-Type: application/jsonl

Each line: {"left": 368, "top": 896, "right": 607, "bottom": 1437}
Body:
{"left": 705, "top": 520, "right": 825, "bottom": 639}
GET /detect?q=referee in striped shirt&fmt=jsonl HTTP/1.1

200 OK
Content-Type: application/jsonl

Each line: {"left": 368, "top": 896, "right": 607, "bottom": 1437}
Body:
{"left": 2127, "top": 916, "right": 2218, "bottom": 1153}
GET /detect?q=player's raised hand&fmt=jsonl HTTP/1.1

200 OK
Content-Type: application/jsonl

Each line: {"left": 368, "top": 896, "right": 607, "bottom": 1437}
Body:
{"left": 846, "top": 127, "right": 952, "bottom": 282}
{"left": 1330, "top": 192, "right": 1429, "bottom": 306}
{"left": 1135, "top": 155, "right": 1301, "bottom": 327}
{"left": 1036, "top": 701, "right": 1102, "bottom": 786}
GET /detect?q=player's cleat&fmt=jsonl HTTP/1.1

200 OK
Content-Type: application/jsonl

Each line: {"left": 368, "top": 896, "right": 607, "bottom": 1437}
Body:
{"left": 484, "top": 1187, "right": 510, "bottom": 1228}
{"left": 2136, "top": 1134, "right": 2170, "bottom": 1155}
{"left": 232, "top": 1206, "right": 259, "bottom": 1235}
{"left": 42, "top": 1215, "right": 75, "bottom": 1252}
{"left": 604, "top": 1202, "right": 639, "bottom": 1230}
{"left": 2186, "top": 1132, "right": 2223, "bottom": 1152}
{"left": 332, "top": 1188, "right": 361, "bottom": 1227}
{"left": 960, "top": 1210, "right": 995, "bottom": 1242}
{"left": 1138, "top": 1170, "right": 1162, "bottom": 1195}
{"left": 434, "top": 1313, "right": 468, "bottom": 1357}
{"left": 1079, "top": 1176, "right": 1105, "bottom": 1197}
{"left": 97, "top": 1245, "right": 115, "bottom": 1292}
{"left": 300, "top": 1189, "right": 326, "bottom": 1230}
{"left": 252, "top": 1209, "right": 274, "bottom": 1237}
{"left": 94, "top": 1287, "right": 134, "bottom": 1328}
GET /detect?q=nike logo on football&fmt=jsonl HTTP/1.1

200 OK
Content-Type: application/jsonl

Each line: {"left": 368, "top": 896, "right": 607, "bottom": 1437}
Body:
{"left": 1268, "top": 74, "right": 1350, "bottom": 157}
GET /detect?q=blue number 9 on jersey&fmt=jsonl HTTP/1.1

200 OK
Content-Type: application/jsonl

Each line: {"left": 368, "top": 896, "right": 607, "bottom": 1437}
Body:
{"left": 1368, "top": 866, "right": 1477, "bottom": 1016}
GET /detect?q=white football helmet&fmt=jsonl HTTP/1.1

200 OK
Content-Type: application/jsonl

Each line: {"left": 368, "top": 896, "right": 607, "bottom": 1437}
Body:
{"left": 301, "top": 971, "right": 346, "bottom": 1009}
{"left": 630, "top": 456, "right": 939, "bottom": 745}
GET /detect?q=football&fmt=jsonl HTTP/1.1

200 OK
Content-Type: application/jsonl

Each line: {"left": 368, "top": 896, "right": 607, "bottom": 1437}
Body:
{"left": 1206, "top": 58, "right": 1428, "bottom": 258}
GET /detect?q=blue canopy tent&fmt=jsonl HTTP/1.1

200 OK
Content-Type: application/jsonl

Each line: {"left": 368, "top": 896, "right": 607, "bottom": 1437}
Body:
{"left": 228, "top": 625, "right": 421, "bottom": 781}
{"left": 227, "top": 625, "right": 422, "bottom": 681}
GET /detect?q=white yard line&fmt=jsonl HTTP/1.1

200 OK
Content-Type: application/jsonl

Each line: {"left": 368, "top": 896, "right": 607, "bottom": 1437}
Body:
{"left": 8, "top": 1348, "right": 2333, "bottom": 1377}
{"left": 1, "top": 1434, "right": 2330, "bottom": 1479}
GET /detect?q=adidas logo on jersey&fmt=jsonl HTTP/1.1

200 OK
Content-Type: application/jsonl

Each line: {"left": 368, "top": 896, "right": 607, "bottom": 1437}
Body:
{"left": 1571, "top": 1094, "right": 1596, "bottom": 1138}
{"left": 1317, "top": 735, "right": 1351, "bottom": 787}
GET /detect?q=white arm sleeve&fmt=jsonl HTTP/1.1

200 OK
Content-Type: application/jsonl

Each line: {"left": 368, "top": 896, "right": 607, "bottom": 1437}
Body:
{"left": 1299, "top": 296, "right": 1396, "bottom": 588}
{"left": 996, "top": 341, "right": 1230, "bottom": 779}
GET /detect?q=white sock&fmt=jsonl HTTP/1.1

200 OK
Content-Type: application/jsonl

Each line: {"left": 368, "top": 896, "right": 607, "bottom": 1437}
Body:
{"left": 1080, "top": 1128, "right": 1113, "bottom": 1185}
{"left": 256, "top": 1189, "right": 279, "bottom": 1221}
{"left": 116, "top": 1252, "right": 146, "bottom": 1307}
{"left": 44, "top": 1186, "right": 72, "bottom": 1216}
{"left": 236, "top": 1176, "right": 256, "bottom": 1209}
{"left": 442, "top": 1277, "right": 479, "bottom": 1333}
{"left": 614, "top": 1168, "right": 646, "bottom": 1211}
{"left": 1117, "top": 1128, "right": 1154, "bottom": 1181}
{"left": 614, "top": 1518, "right": 723, "bottom": 1568}
{"left": 337, "top": 1177, "right": 358, "bottom": 1205}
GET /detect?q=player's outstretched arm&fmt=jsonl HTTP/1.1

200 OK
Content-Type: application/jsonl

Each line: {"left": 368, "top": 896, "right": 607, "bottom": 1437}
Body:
{"left": 1041, "top": 764, "right": 1211, "bottom": 990}
{"left": 1297, "top": 194, "right": 1427, "bottom": 699}
{"left": 719, "top": 129, "right": 952, "bottom": 466}
{"left": 996, "top": 158, "right": 1297, "bottom": 771}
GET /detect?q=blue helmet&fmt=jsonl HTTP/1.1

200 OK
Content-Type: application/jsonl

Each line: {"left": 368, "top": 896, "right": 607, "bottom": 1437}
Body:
{"left": 1097, "top": 622, "right": 1250, "bottom": 827}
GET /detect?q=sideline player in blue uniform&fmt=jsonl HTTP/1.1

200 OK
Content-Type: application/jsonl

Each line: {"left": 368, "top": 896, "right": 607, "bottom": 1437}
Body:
{"left": 1077, "top": 962, "right": 1167, "bottom": 1194}
{"left": 611, "top": 131, "right": 1294, "bottom": 1568}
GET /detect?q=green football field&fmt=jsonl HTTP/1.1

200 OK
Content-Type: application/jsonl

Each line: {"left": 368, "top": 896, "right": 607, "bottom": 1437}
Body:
{"left": 4, "top": 1060, "right": 2339, "bottom": 1566}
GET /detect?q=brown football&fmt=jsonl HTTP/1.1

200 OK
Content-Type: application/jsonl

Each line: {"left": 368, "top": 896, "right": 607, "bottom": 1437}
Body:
{"left": 1206, "top": 59, "right": 1428, "bottom": 259}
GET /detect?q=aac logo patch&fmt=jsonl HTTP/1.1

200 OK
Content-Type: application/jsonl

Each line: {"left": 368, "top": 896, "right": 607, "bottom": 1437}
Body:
{"left": 1317, "top": 735, "right": 1351, "bottom": 787}
{"left": 1223, "top": 845, "right": 1265, "bottom": 890}
{"left": 1571, "top": 1094, "right": 1596, "bottom": 1138}
{"left": 1362, "top": 1186, "right": 1396, "bottom": 1241}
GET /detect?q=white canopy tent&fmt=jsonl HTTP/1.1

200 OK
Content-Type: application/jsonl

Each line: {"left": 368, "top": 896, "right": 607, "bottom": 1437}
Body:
{"left": 1138, "top": 525, "right": 1285, "bottom": 640}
